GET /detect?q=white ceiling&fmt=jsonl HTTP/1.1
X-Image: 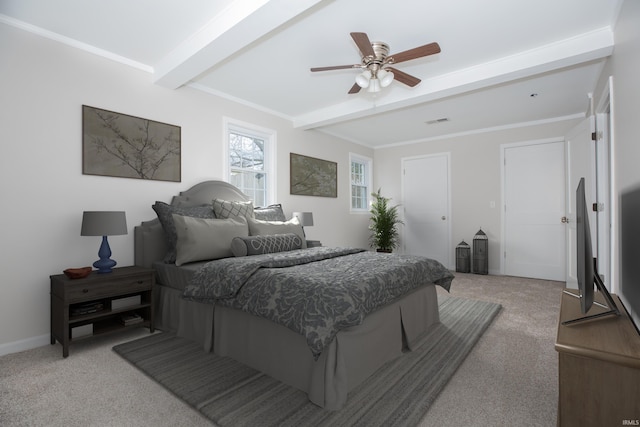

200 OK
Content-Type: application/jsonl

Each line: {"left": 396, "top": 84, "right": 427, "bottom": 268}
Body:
{"left": 0, "top": 0, "right": 622, "bottom": 148}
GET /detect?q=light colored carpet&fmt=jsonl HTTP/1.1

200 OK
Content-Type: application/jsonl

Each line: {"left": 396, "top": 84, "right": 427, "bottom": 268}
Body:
{"left": 113, "top": 297, "right": 501, "bottom": 426}
{"left": 0, "top": 273, "right": 563, "bottom": 426}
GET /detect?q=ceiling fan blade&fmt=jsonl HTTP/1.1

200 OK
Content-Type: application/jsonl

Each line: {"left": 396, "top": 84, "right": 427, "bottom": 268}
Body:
{"left": 311, "top": 64, "right": 359, "bottom": 72}
{"left": 387, "top": 67, "right": 421, "bottom": 87}
{"left": 390, "top": 42, "right": 441, "bottom": 64}
{"left": 350, "top": 32, "right": 375, "bottom": 57}
{"left": 348, "top": 83, "right": 361, "bottom": 94}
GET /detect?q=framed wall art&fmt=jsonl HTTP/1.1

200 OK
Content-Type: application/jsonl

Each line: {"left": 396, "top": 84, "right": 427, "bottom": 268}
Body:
{"left": 290, "top": 153, "right": 337, "bottom": 197}
{"left": 82, "top": 105, "right": 181, "bottom": 182}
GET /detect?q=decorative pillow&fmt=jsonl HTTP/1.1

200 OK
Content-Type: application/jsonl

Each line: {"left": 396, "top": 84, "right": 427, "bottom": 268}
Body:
{"left": 212, "top": 199, "right": 255, "bottom": 219}
{"left": 152, "top": 201, "right": 216, "bottom": 263}
{"left": 172, "top": 215, "right": 248, "bottom": 266}
{"left": 247, "top": 217, "right": 307, "bottom": 249}
{"left": 254, "top": 204, "right": 286, "bottom": 222}
{"left": 231, "top": 233, "right": 303, "bottom": 257}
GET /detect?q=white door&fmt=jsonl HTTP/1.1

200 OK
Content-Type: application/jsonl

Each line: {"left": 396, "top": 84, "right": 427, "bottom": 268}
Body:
{"left": 503, "top": 140, "right": 566, "bottom": 281}
{"left": 565, "top": 117, "right": 596, "bottom": 289}
{"left": 594, "top": 112, "right": 611, "bottom": 288}
{"left": 402, "top": 154, "right": 451, "bottom": 268}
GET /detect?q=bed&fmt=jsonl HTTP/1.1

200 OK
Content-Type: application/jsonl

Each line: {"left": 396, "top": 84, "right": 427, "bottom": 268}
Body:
{"left": 134, "top": 180, "right": 454, "bottom": 410}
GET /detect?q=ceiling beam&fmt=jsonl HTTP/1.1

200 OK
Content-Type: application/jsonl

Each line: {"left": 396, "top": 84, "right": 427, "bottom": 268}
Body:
{"left": 293, "top": 27, "right": 614, "bottom": 130}
{"left": 153, "top": 0, "right": 326, "bottom": 89}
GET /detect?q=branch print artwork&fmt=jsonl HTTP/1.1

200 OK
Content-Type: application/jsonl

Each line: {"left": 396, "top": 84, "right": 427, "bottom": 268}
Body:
{"left": 290, "top": 153, "right": 337, "bottom": 197}
{"left": 82, "top": 105, "right": 181, "bottom": 182}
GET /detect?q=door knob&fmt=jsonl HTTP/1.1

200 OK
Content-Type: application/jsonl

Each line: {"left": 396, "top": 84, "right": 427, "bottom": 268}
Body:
{"left": 441, "top": 216, "right": 446, "bottom": 220}
{"left": 561, "top": 216, "right": 569, "bottom": 223}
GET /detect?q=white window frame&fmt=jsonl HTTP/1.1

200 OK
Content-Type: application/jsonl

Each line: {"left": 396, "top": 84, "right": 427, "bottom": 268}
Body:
{"left": 223, "top": 117, "right": 276, "bottom": 206}
{"left": 349, "top": 153, "right": 373, "bottom": 213}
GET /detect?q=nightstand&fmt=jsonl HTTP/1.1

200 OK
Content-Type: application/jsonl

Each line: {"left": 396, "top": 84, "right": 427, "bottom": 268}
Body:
{"left": 306, "top": 240, "right": 322, "bottom": 248}
{"left": 50, "top": 266, "right": 154, "bottom": 357}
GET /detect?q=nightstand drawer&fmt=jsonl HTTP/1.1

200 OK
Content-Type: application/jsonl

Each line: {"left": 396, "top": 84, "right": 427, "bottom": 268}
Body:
{"left": 65, "top": 275, "right": 152, "bottom": 302}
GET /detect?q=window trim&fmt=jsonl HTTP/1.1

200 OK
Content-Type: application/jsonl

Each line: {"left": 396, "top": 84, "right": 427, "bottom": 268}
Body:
{"left": 349, "top": 152, "right": 373, "bottom": 214}
{"left": 223, "top": 117, "right": 277, "bottom": 205}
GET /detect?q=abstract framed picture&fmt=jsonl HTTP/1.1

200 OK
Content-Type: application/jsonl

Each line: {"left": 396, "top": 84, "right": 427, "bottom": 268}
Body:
{"left": 290, "top": 153, "right": 337, "bottom": 197}
{"left": 82, "top": 105, "right": 181, "bottom": 182}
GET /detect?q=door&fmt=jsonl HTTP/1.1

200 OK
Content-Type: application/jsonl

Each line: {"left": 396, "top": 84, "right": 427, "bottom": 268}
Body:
{"left": 503, "top": 140, "right": 566, "bottom": 281}
{"left": 402, "top": 154, "right": 451, "bottom": 267}
{"left": 594, "top": 112, "right": 611, "bottom": 289}
{"left": 565, "top": 117, "right": 595, "bottom": 289}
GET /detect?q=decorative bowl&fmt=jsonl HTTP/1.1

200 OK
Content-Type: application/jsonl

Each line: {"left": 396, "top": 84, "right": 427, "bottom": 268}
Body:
{"left": 63, "top": 267, "right": 93, "bottom": 279}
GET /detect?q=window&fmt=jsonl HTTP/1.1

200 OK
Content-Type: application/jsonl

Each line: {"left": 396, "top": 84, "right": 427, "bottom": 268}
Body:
{"left": 350, "top": 153, "right": 372, "bottom": 212}
{"left": 224, "top": 118, "right": 276, "bottom": 207}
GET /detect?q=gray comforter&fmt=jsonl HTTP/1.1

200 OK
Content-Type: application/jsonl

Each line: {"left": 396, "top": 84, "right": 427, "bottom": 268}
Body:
{"left": 183, "top": 247, "right": 454, "bottom": 359}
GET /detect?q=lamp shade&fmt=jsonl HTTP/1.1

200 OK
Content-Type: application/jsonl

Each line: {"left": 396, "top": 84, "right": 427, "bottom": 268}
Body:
{"left": 81, "top": 211, "right": 128, "bottom": 236}
{"left": 378, "top": 69, "right": 394, "bottom": 87}
{"left": 367, "top": 78, "right": 381, "bottom": 93}
{"left": 355, "top": 70, "right": 371, "bottom": 88}
{"left": 292, "top": 212, "right": 314, "bottom": 227}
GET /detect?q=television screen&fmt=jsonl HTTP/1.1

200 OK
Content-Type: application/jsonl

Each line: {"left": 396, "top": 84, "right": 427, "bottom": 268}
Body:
{"left": 563, "top": 177, "right": 619, "bottom": 325}
{"left": 576, "top": 178, "right": 594, "bottom": 314}
{"left": 620, "top": 186, "right": 640, "bottom": 331}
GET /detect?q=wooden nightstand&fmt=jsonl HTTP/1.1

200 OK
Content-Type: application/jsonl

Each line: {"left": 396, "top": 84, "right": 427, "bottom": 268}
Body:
{"left": 50, "top": 266, "right": 155, "bottom": 357}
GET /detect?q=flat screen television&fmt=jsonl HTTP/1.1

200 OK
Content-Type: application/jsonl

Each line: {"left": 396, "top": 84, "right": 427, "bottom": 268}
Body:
{"left": 562, "top": 177, "right": 620, "bottom": 325}
{"left": 620, "top": 186, "right": 640, "bottom": 333}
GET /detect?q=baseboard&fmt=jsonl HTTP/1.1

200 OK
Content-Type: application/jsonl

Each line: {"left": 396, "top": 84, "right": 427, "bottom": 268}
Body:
{"left": 452, "top": 269, "right": 501, "bottom": 276}
{"left": 0, "top": 334, "right": 50, "bottom": 357}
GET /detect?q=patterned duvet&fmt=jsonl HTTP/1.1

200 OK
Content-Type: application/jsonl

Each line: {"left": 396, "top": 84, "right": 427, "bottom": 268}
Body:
{"left": 183, "top": 247, "right": 454, "bottom": 359}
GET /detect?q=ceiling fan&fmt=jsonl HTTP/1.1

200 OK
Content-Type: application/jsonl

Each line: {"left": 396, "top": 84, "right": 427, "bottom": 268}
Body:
{"left": 310, "top": 32, "right": 441, "bottom": 94}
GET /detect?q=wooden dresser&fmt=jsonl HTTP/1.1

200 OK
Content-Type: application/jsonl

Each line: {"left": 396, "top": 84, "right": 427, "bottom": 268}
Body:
{"left": 555, "top": 291, "right": 640, "bottom": 426}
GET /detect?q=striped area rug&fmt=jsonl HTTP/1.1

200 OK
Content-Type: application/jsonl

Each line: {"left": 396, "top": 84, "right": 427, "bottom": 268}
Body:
{"left": 113, "top": 296, "right": 501, "bottom": 426}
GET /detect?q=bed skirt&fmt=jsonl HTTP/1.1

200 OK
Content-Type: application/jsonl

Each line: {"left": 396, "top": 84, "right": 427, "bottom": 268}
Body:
{"left": 154, "top": 285, "right": 215, "bottom": 352}
{"left": 213, "top": 283, "right": 440, "bottom": 410}
{"left": 156, "top": 282, "right": 440, "bottom": 410}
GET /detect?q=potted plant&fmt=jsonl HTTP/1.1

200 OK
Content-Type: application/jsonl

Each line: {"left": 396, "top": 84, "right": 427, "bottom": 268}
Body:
{"left": 369, "top": 188, "right": 403, "bottom": 252}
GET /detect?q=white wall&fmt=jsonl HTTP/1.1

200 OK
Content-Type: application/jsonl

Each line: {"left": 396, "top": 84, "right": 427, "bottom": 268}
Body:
{"left": 372, "top": 0, "right": 640, "bottom": 327}
{"left": 0, "top": 23, "right": 372, "bottom": 354}
{"left": 593, "top": 0, "right": 640, "bottom": 328}
{"left": 374, "top": 121, "right": 580, "bottom": 274}
{"left": 5, "top": 1, "right": 638, "bottom": 355}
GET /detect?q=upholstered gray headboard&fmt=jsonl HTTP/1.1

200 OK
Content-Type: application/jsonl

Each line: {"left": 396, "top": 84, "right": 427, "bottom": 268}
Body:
{"left": 134, "top": 180, "right": 249, "bottom": 269}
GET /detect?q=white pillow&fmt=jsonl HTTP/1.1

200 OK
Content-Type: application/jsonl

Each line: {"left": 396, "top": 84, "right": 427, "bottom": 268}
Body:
{"left": 172, "top": 215, "right": 248, "bottom": 266}
{"left": 247, "top": 217, "right": 307, "bottom": 249}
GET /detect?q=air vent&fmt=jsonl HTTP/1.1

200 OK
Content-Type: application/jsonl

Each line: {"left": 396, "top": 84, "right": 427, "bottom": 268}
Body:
{"left": 425, "top": 118, "right": 450, "bottom": 125}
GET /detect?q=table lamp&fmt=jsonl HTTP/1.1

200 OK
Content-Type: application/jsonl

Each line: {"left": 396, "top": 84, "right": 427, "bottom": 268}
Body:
{"left": 292, "top": 212, "right": 314, "bottom": 237}
{"left": 81, "top": 211, "right": 127, "bottom": 274}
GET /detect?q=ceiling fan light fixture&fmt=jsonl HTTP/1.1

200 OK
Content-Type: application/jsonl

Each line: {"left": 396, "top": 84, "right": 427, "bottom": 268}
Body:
{"left": 311, "top": 33, "right": 440, "bottom": 95}
{"left": 355, "top": 70, "right": 372, "bottom": 88}
{"left": 367, "top": 78, "right": 381, "bottom": 93}
{"left": 378, "top": 69, "right": 394, "bottom": 87}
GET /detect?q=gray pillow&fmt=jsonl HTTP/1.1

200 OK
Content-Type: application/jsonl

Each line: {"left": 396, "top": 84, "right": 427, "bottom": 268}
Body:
{"left": 172, "top": 215, "right": 248, "bottom": 266}
{"left": 152, "top": 201, "right": 215, "bottom": 263}
{"left": 247, "top": 217, "right": 307, "bottom": 249}
{"left": 254, "top": 204, "right": 286, "bottom": 222}
{"left": 212, "top": 199, "right": 255, "bottom": 219}
{"left": 231, "top": 233, "right": 303, "bottom": 257}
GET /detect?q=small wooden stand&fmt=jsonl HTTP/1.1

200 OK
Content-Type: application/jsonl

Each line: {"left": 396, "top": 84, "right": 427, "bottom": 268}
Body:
{"left": 555, "top": 291, "right": 640, "bottom": 426}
